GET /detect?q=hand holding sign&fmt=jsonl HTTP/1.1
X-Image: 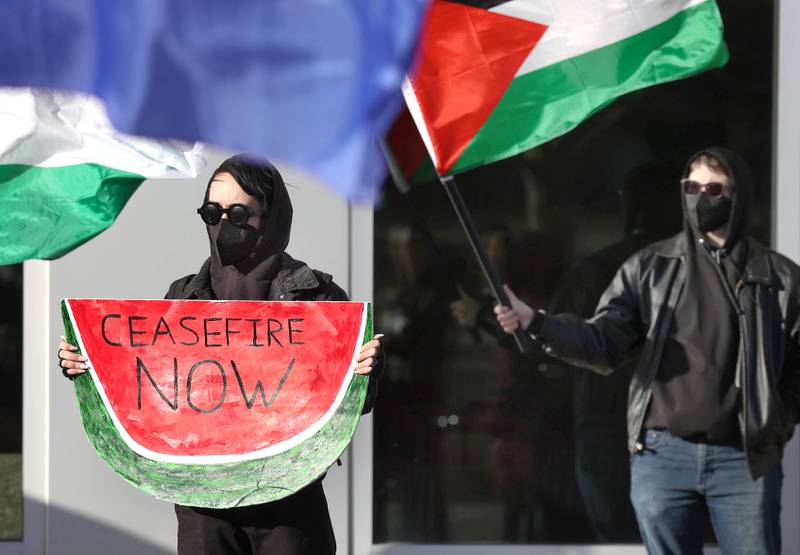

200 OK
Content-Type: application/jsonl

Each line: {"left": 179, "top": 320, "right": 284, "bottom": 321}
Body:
{"left": 355, "top": 334, "right": 384, "bottom": 375}
{"left": 58, "top": 336, "right": 89, "bottom": 376}
{"left": 59, "top": 335, "right": 384, "bottom": 377}
{"left": 59, "top": 298, "right": 377, "bottom": 508}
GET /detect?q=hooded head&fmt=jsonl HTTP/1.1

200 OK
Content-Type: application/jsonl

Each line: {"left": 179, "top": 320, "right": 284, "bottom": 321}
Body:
{"left": 203, "top": 154, "right": 293, "bottom": 300}
{"left": 681, "top": 147, "right": 752, "bottom": 250}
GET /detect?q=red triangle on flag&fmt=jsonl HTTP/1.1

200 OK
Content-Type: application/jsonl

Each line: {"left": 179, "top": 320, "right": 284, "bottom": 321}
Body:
{"left": 408, "top": 1, "right": 548, "bottom": 175}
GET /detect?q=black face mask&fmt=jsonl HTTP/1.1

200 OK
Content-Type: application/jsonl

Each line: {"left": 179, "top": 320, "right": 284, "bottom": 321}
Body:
{"left": 685, "top": 193, "right": 732, "bottom": 233}
{"left": 209, "top": 219, "right": 260, "bottom": 266}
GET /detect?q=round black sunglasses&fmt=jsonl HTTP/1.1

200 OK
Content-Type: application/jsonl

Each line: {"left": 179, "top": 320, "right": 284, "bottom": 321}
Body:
{"left": 197, "top": 202, "right": 255, "bottom": 226}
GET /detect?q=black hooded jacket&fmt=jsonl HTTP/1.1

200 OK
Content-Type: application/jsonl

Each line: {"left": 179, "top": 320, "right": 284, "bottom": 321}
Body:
{"left": 533, "top": 148, "right": 800, "bottom": 478}
{"left": 643, "top": 148, "right": 749, "bottom": 441}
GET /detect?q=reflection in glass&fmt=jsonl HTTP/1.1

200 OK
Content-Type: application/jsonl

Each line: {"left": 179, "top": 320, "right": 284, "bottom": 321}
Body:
{"left": 0, "top": 264, "right": 22, "bottom": 540}
{"left": 542, "top": 163, "right": 682, "bottom": 542}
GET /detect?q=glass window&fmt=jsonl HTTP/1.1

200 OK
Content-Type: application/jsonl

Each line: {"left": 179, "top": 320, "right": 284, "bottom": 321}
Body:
{"left": 0, "top": 264, "right": 22, "bottom": 540}
{"left": 373, "top": 0, "right": 773, "bottom": 544}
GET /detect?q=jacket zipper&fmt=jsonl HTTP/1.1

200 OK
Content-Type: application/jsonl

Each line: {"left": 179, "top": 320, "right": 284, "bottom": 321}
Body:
{"left": 735, "top": 279, "right": 749, "bottom": 459}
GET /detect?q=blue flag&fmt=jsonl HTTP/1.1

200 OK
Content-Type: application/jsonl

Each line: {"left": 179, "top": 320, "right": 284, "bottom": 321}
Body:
{"left": 0, "top": 0, "right": 428, "bottom": 200}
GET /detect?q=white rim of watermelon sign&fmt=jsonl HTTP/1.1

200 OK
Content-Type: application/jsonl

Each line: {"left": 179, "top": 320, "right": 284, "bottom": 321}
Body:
{"left": 63, "top": 298, "right": 369, "bottom": 464}
{"left": 60, "top": 298, "right": 373, "bottom": 507}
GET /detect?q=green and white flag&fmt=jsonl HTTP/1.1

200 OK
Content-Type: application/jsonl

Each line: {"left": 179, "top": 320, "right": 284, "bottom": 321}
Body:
{"left": 0, "top": 88, "right": 204, "bottom": 265}
{"left": 403, "top": 0, "right": 728, "bottom": 176}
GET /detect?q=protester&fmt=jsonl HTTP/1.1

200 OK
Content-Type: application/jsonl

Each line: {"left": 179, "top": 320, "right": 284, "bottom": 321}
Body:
{"left": 58, "top": 154, "right": 384, "bottom": 555}
{"left": 495, "top": 148, "right": 800, "bottom": 554}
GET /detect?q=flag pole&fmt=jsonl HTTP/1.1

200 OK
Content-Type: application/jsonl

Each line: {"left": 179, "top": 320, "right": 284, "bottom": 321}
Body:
{"left": 439, "top": 174, "right": 530, "bottom": 354}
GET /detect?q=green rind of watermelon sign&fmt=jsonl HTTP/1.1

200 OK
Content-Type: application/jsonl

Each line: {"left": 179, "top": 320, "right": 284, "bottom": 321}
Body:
{"left": 60, "top": 298, "right": 372, "bottom": 508}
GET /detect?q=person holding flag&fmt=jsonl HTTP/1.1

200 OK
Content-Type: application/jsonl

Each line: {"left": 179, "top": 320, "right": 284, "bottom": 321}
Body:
{"left": 495, "top": 148, "right": 800, "bottom": 554}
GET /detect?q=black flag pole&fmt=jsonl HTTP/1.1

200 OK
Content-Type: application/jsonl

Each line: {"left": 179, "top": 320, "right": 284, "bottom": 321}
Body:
{"left": 439, "top": 174, "right": 531, "bottom": 354}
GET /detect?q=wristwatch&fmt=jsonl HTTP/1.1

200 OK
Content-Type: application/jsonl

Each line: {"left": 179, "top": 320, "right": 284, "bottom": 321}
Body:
{"left": 525, "top": 309, "right": 547, "bottom": 338}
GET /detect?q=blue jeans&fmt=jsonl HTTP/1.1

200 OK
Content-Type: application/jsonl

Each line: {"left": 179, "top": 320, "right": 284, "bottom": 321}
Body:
{"left": 630, "top": 429, "right": 782, "bottom": 555}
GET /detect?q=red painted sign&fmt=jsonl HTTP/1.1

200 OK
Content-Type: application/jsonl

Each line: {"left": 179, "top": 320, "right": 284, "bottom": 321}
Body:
{"left": 65, "top": 299, "right": 367, "bottom": 458}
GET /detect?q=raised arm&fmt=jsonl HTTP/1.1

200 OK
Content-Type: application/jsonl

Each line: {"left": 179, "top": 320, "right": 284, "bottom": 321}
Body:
{"left": 496, "top": 254, "right": 644, "bottom": 375}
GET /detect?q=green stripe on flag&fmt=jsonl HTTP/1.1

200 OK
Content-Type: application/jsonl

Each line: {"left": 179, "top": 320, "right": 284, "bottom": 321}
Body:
{"left": 0, "top": 164, "right": 144, "bottom": 264}
{"left": 452, "top": 0, "right": 728, "bottom": 175}
{"left": 409, "top": 155, "right": 439, "bottom": 185}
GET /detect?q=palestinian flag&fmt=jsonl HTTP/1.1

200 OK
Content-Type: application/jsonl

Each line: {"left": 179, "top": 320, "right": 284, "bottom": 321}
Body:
{"left": 403, "top": 0, "right": 728, "bottom": 176}
{"left": 0, "top": 88, "right": 204, "bottom": 265}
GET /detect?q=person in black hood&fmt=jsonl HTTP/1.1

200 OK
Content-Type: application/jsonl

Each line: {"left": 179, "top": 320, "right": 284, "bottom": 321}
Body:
{"left": 203, "top": 156, "right": 295, "bottom": 300}
{"left": 494, "top": 148, "right": 800, "bottom": 554}
{"left": 59, "top": 154, "right": 385, "bottom": 555}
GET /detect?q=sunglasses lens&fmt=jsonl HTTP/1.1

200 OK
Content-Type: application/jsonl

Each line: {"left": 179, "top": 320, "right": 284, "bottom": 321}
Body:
{"left": 705, "top": 182, "right": 723, "bottom": 196}
{"left": 682, "top": 180, "right": 701, "bottom": 194}
{"left": 229, "top": 204, "right": 250, "bottom": 225}
{"left": 199, "top": 203, "right": 222, "bottom": 225}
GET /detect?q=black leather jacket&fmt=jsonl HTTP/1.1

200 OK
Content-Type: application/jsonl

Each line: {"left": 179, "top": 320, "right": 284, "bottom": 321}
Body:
{"left": 537, "top": 232, "right": 800, "bottom": 479}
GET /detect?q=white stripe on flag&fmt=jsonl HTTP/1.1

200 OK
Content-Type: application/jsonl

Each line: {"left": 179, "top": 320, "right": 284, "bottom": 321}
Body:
{"left": 401, "top": 77, "right": 440, "bottom": 175}
{"left": 491, "top": 0, "right": 709, "bottom": 77}
{"left": 0, "top": 88, "right": 204, "bottom": 178}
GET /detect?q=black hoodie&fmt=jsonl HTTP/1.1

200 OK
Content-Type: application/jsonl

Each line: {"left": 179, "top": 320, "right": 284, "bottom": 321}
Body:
{"left": 644, "top": 148, "right": 753, "bottom": 442}
{"left": 205, "top": 159, "right": 294, "bottom": 301}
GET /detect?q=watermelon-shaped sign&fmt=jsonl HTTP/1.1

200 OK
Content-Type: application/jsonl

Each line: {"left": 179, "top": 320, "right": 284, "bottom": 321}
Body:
{"left": 60, "top": 298, "right": 371, "bottom": 508}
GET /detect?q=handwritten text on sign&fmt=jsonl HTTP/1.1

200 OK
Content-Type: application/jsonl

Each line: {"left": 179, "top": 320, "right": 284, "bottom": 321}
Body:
{"left": 101, "top": 313, "right": 305, "bottom": 413}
